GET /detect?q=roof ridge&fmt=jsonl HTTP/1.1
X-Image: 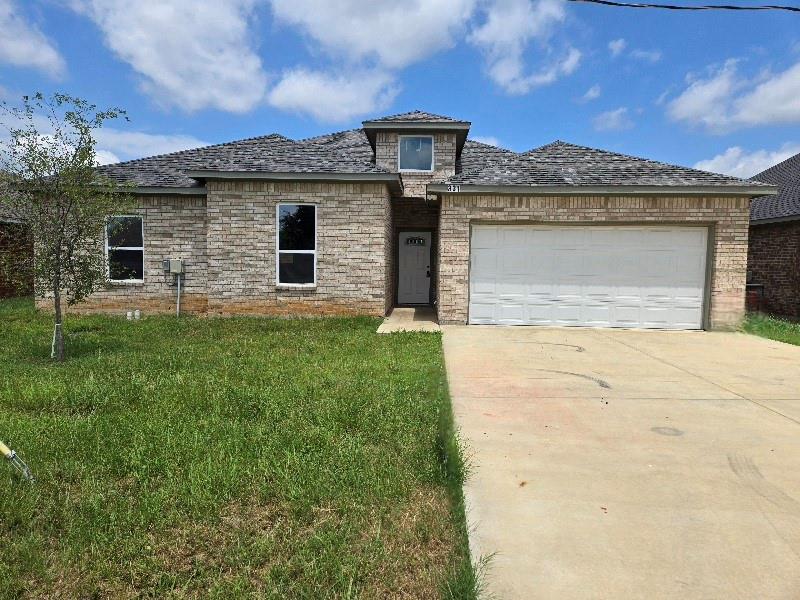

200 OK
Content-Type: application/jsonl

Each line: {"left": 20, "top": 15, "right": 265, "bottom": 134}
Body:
{"left": 298, "top": 128, "right": 362, "bottom": 143}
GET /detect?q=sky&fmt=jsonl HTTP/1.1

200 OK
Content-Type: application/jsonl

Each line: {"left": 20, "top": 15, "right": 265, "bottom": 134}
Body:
{"left": 1, "top": 0, "right": 799, "bottom": 178}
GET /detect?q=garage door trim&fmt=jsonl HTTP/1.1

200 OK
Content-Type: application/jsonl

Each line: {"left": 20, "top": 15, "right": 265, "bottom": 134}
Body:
{"left": 467, "top": 222, "right": 714, "bottom": 330}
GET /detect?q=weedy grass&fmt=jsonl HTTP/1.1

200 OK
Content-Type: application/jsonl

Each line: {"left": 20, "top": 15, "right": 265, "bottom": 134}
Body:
{"left": 0, "top": 298, "right": 477, "bottom": 599}
{"left": 743, "top": 312, "right": 800, "bottom": 347}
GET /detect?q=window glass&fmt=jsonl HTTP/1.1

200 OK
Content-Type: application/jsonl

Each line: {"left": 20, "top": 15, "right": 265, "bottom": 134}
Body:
{"left": 107, "top": 216, "right": 144, "bottom": 281}
{"left": 278, "top": 253, "right": 314, "bottom": 284}
{"left": 109, "top": 250, "right": 144, "bottom": 280}
{"left": 279, "top": 204, "right": 316, "bottom": 250}
{"left": 277, "top": 204, "right": 316, "bottom": 285}
{"left": 399, "top": 136, "right": 433, "bottom": 171}
{"left": 107, "top": 216, "right": 143, "bottom": 247}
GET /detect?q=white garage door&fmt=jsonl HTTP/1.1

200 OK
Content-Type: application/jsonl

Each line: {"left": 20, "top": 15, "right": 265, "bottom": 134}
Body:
{"left": 469, "top": 225, "right": 708, "bottom": 329}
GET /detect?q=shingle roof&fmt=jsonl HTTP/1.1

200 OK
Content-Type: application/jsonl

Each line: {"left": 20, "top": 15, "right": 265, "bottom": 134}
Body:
{"left": 93, "top": 115, "right": 771, "bottom": 193}
{"left": 96, "top": 131, "right": 386, "bottom": 188}
{"left": 445, "top": 140, "right": 770, "bottom": 188}
{"left": 750, "top": 151, "right": 800, "bottom": 222}
{"left": 363, "top": 110, "right": 467, "bottom": 124}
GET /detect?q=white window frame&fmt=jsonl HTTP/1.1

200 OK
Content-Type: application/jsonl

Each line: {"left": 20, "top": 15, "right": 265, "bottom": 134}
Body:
{"left": 106, "top": 215, "right": 144, "bottom": 284}
{"left": 398, "top": 135, "right": 435, "bottom": 173}
{"left": 276, "top": 203, "right": 317, "bottom": 287}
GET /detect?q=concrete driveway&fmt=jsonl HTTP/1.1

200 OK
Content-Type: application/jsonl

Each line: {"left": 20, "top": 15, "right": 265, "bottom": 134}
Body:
{"left": 442, "top": 326, "right": 800, "bottom": 600}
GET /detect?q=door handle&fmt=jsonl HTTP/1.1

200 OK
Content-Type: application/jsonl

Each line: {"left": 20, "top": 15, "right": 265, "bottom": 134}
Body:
{"left": 426, "top": 269, "right": 431, "bottom": 278}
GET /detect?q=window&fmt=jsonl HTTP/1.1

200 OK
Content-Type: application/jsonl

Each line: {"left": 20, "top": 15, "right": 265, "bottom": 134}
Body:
{"left": 277, "top": 204, "right": 316, "bottom": 285}
{"left": 398, "top": 135, "right": 434, "bottom": 172}
{"left": 106, "top": 216, "right": 144, "bottom": 281}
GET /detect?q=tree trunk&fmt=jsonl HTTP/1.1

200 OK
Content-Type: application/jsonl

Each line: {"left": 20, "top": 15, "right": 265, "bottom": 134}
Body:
{"left": 52, "top": 287, "right": 64, "bottom": 362}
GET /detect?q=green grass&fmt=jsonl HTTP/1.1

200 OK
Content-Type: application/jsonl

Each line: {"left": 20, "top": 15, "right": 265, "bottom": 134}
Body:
{"left": 0, "top": 298, "right": 477, "bottom": 599}
{"left": 743, "top": 312, "right": 800, "bottom": 347}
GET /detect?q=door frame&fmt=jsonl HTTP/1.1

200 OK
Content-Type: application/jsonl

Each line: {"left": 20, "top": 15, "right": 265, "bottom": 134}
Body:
{"left": 395, "top": 228, "right": 435, "bottom": 307}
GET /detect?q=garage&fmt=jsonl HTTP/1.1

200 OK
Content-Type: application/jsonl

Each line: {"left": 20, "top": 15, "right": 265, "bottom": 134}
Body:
{"left": 468, "top": 224, "right": 709, "bottom": 329}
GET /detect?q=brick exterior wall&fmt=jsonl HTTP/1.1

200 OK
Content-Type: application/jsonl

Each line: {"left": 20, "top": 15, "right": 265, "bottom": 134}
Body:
{"left": 205, "top": 180, "right": 390, "bottom": 316}
{"left": 0, "top": 222, "right": 33, "bottom": 298}
{"left": 437, "top": 194, "right": 751, "bottom": 330}
{"left": 53, "top": 195, "right": 208, "bottom": 314}
{"left": 375, "top": 132, "right": 456, "bottom": 198}
{"left": 747, "top": 221, "right": 800, "bottom": 319}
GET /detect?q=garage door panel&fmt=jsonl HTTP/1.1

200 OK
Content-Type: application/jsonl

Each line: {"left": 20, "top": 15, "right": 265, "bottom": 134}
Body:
{"left": 471, "top": 226, "right": 499, "bottom": 248}
{"left": 469, "top": 225, "right": 707, "bottom": 329}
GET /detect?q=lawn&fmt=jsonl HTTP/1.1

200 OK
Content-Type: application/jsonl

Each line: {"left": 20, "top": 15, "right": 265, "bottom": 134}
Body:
{"left": 0, "top": 298, "right": 476, "bottom": 599}
{"left": 743, "top": 312, "right": 800, "bottom": 347}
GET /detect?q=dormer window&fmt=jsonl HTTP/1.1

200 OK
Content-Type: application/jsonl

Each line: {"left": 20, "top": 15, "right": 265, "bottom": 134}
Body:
{"left": 398, "top": 135, "right": 434, "bottom": 172}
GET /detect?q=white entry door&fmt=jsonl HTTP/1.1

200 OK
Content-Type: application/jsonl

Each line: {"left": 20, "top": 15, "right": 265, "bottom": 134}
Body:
{"left": 398, "top": 231, "right": 432, "bottom": 304}
{"left": 469, "top": 225, "right": 708, "bottom": 329}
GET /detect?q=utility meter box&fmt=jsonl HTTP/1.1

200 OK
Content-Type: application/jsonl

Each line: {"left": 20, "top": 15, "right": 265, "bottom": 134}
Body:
{"left": 162, "top": 258, "right": 185, "bottom": 274}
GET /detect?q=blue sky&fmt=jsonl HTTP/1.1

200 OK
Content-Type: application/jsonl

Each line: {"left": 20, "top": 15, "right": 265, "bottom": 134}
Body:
{"left": 1, "top": 0, "right": 799, "bottom": 177}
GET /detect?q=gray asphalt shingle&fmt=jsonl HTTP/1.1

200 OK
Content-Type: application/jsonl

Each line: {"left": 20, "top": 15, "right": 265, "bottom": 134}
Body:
{"left": 750, "top": 151, "right": 800, "bottom": 222}
{"left": 363, "top": 110, "right": 468, "bottom": 123}
{"left": 447, "top": 140, "right": 766, "bottom": 187}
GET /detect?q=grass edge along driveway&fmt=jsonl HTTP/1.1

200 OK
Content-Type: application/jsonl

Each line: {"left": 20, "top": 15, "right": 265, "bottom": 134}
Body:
{"left": 743, "top": 312, "right": 800, "bottom": 347}
{"left": 0, "top": 298, "right": 478, "bottom": 599}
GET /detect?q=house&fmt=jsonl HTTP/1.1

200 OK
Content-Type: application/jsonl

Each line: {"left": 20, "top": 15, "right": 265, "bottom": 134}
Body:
{"left": 0, "top": 208, "right": 32, "bottom": 299}
{"left": 748, "top": 151, "right": 800, "bottom": 319}
{"left": 80, "top": 110, "right": 774, "bottom": 330}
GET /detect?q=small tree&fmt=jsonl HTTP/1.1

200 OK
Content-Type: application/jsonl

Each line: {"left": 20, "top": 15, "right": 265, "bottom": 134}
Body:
{"left": 0, "top": 93, "right": 132, "bottom": 361}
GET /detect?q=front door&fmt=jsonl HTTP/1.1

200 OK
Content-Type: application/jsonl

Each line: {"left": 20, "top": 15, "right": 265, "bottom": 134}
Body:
{"left": 398, "top": 231, "right": 432, "bottom": 305}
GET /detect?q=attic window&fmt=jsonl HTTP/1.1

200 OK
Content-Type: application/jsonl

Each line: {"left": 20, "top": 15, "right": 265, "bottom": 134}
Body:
{"left": 398, "top": 136, "right": 433, "bottom": 172}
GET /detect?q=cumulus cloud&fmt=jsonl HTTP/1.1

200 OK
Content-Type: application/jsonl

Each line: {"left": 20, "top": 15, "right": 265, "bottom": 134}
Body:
{"left": 0, "top": 0, "right": 65, "bottom": 77}
{"left": 269, "top": 0, "right": 477, "bottom": 70}
{"left": 668, "top": 59, "right": 800, "bottom": 132}
{"left": 93, "top": 128, "right": 209, "bottom": 162}
{"left": 694, "top": 143, "right": 800, "bottom": 178}
{"left": 469, "top": 0, "right": 580, "bottom": 95}
{"left": 593, "top": 107, "right": 634, "bottom": 132}
{"left": 71, "top": 0, "right": 268, "bottom": 113}
{"left": 267, "top": 69, "right": 399, "bottom": 123}
{"left": 580, "top": 84, "right": 601, "bottom": 102}
{"left": 608, "top": 38, "right": 626, "bottom": 58}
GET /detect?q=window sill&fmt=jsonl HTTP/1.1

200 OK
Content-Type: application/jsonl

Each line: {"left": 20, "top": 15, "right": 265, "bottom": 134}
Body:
{"left": 109, "top": 279, "right": 144, "bottom": 285}
{"left": 399, "top": 169, "right": 434, "bottom": 174}
{"left": 276, "top": 283, "right": 317, "bottom": 290}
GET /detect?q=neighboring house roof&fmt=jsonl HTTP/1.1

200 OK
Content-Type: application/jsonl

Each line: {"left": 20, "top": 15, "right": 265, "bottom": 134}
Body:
{"left": 94, "top": 112, "right": 774, "bottom": 197}
{"left": 750, "top": 151, "right": 800, "bottom": 223}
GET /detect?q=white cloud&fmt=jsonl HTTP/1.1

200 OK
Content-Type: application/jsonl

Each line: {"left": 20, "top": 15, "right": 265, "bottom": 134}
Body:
{"left": 580, "top": 84, "right": 601, "bottom": 102}
{"left": 472, "top": 135, "right": 501, "bottom": 146}
{"left": 93, "top": 128, "right": 208, "bottom": 162}
{"left": 72, "top": 0, "right": 268, "bottom": 113}
{"left": 608, "top": 38, "right": 626, "bottom": 58}
{"left": 694, "top": 143, "right": 800, "bottom": 178}
{"left": 0, "top": 0, "right": 65, "bottom": 77}
{"left": 668, "top": 59, "right": 800, "bottom": 132}
{"left": 269, "top": 0, "right": 477, "bottom": 69}
{"left": 267, "top": 69, "right": 399, "bottom": 123}
{"left": 631, "top": 49, "right": 661, "bottom": 63}
{"left": 593, "top": 107, "right": 634, "bottom": 132}
{"left": 94, "top": 149, "right": 121, "bottom": 165}
{"left": 469, "top": 0, "right": 579, "bottom": 95}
